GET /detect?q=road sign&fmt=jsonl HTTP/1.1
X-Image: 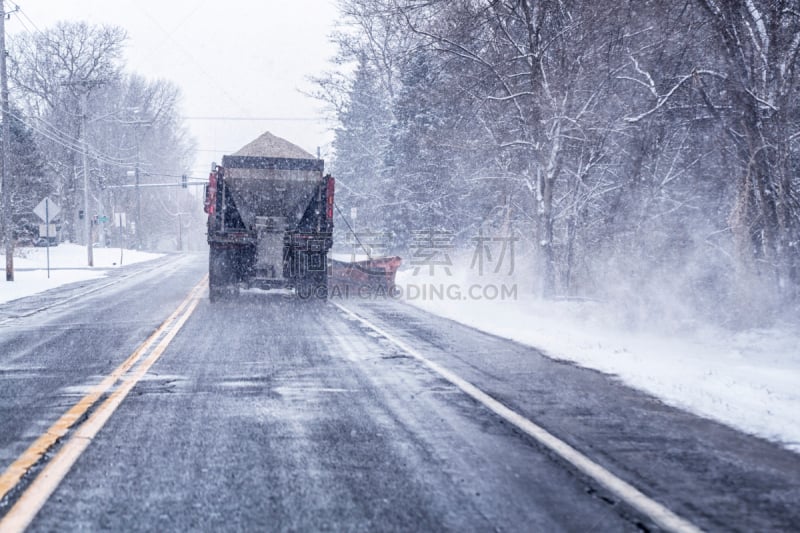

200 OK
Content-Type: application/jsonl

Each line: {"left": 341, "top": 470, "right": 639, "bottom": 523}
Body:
{"left": 98, "top": 215, "right": 109, "bottom": 224}
{"left": 39, "top": 224, "right": 57, "bottom": 237}
{"left": 33, "top": 198, "right": 60, "bottom": 279}
{"left": 114, "top": 213, "right": 127, "bottom": 227}
{"left": 34, "top": 197, "right": 61, "bottom": 222}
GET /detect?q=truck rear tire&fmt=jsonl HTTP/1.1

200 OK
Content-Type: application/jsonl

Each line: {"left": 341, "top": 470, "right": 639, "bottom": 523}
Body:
{"left": 209, "top": 245, "right": 237, "bottom": 302}
{"left": 314, "top": 272, "right": 328, "bottom": 300}
{"left": 295, "top": 274, "right": 326, "bottom": 300}
{"left": 302, "top": 270, "right": 328, "bottom": 301}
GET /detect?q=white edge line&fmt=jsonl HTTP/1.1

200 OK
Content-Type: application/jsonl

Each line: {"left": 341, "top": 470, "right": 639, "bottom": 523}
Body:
{"left": 332, "top": 301, "right": 704, "bottom": 533}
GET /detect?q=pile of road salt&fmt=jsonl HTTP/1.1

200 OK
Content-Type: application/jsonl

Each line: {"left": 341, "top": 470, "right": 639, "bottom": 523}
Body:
{"left": 232, "top": 131, "right": 314, "bottom": 159}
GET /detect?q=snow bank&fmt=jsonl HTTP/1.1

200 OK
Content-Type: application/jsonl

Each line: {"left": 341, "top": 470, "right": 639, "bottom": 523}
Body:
{"left": 395, "top": 258, "right": 800, "bottom": 453}
{"left": 0, "top": 244, "right": 163, "bottom": 305}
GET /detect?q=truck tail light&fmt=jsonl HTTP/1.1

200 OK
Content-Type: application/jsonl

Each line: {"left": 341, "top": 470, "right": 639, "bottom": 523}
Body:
{"left": 325, "top": 175, "right": 335, "bottom": 221}
{"left": 204, "top": 172, "right": 217, "bottom": 215}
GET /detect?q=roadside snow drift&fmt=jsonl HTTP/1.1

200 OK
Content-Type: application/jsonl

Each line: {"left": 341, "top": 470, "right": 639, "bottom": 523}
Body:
{"left": 0, "top": 244, "right": 163, "bottom": 304}
{"left": 395, "top": 263, "right": 800, "bottom": 454}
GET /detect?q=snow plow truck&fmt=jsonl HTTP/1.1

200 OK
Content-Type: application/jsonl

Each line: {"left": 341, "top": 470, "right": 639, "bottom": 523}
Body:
{"left": 203, "top": 132, "right": 334, "bottom": 302}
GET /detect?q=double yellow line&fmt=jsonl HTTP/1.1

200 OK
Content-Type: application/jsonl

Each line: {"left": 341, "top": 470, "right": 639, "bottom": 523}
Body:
{"left": 0, "top": 276, "right": 207, "bottom": 532}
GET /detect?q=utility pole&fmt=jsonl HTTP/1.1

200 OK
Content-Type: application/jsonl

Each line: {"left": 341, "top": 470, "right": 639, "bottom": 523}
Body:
{"left": 123, "top": 114, "right": 150, "bottom": 251}
{"left": 81, "top": 90, "right": 93, "bottom": 267}
{"left": 62, "top": 79, "right": 106, "bottom": 266}
{"left": 123, "top": 129, "right": 144, "bottom": 250}
{"left": 0, "top": 2, "right": 14, "bottom": 281}
{"left": 135, "top": 138, "right": 141, "bottom": 250}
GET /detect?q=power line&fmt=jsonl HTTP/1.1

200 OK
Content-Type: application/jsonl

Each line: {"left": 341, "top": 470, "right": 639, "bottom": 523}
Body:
{"left": 181, "top": 116, "right": 321, "bottom": 121}
{"left": 132, "top": 5, "right": 252, "bottom": 118}
{"left": 10, "top": 3, "right": 42, "bottom": 34}
{"left": 9, "top": 11, "right": 33, "bottom": 34}
{"left": 13, "top": 115, "right": 192, "bottom": 180}
{"left": 9, "top": 111, "right": 84, "bottom": 154}
{"left": 9, "top": 110, "right": 137, "bottom": 169}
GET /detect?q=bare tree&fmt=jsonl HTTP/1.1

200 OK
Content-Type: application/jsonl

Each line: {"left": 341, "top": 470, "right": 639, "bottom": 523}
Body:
{"left": 9, "top": 23, "right": 196, "bottom": 250}
{"left": 9, "top": 21, "right": 126, "bottom": 242}
{"left": 320, "top": 0, "right": 800, "bottom": 321}
{"left": 696, "top": 0, "right": 800, "bottom": 302}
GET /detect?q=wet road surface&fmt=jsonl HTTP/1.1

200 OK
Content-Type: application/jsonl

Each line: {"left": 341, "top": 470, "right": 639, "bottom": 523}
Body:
{"left": 0, "top": 254, "right": 798, "bottom": 531}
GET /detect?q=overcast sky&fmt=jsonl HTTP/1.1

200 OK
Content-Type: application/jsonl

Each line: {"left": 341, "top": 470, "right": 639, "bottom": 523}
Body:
{"left": 7, "top": 0, "right": 341, "bottom": 177}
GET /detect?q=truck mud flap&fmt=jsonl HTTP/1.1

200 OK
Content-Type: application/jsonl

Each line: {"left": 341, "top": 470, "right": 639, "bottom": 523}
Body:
{"left": 209, "top": 246, "right": 240, "bottom": 302}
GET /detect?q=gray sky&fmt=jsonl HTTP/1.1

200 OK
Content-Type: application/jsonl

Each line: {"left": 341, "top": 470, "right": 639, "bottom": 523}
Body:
{"left": 7, "top": 0, "right": 340, "bottom": 177}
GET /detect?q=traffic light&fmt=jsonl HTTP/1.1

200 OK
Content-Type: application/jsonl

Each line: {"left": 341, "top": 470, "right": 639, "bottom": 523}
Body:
{"left": 181, "top": 174, "right": 187, "bottom": 188}
{"left": 79, "top": 210, "right": 84, "bottom": 220}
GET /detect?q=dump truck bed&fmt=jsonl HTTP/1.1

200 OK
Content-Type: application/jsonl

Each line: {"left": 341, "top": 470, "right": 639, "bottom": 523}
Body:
{"left": 220, "top": 155, "right": 324, "bottom": 232}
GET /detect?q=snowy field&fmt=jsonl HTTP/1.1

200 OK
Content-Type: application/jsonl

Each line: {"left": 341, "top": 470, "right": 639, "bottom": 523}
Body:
{"left": 0, "top": 244, "right": 163, "bottom": 305}
{"left": 395, "top": 261, "right": 800, "bottom": 454}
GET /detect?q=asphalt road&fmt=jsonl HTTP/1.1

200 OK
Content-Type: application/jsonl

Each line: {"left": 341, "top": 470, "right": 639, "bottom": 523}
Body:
{"left": 0, "top": 253, "right": 798, "bottom": 531}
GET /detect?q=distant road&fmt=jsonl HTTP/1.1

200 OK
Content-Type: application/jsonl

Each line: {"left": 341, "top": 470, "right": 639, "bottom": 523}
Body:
{"left": 0, "top": 253, "right": 797, "bottom": 531}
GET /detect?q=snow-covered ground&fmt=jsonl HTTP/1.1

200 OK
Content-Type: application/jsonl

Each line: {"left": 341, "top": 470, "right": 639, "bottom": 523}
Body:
{"left": 0, "top": 244, "right": 163, "bottom": 305}
{"left": 395, "top": 260, "right": 800, "bottom": 453}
